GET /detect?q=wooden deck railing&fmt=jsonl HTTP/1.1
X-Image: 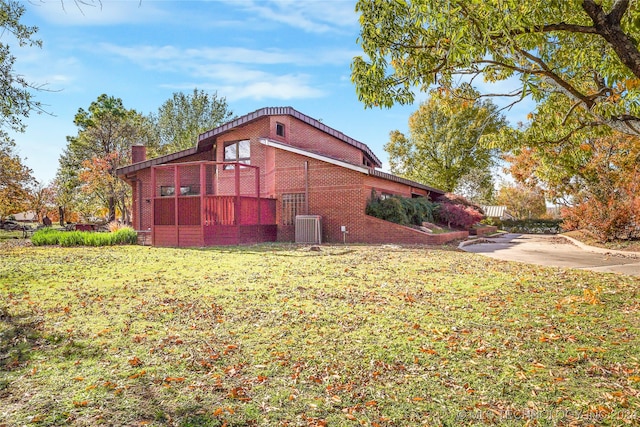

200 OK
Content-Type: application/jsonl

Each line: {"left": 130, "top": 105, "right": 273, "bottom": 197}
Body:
{"left": 203, "top": 195, "right": 235, "bottom": 225}
{"left": 154, "top": 195, "right": 276, "bottom": 226}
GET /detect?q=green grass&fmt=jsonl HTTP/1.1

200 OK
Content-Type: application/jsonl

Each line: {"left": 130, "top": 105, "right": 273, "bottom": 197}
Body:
{"left": 0, "top": 230, "right": 25, "bottom": 241}
{"left": 1, "top": 243, "right": 639, "bottom": 426}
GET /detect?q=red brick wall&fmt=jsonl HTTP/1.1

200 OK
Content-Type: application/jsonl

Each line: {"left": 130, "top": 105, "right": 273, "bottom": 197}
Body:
{"left": 130, "top": 168, "right": 152, "bottom": 232}
{"left": 361, "top": 216, "right": 468, "bottom": 245}
{"left": 127, "top": 114, "right": 457, "bottom": 246}
{"left": 267, "top": 115, "right": 366, "bottom": 166}
{"left": 270, "top": 149, "right": 457, "bottom": 244}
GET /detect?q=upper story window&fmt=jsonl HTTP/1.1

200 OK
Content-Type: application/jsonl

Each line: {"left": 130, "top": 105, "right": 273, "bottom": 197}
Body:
{"left": 223, "top": 140, "right": 250, "bottom": 170}
{"left": 276, "top": 122, "right": 285, "bottom": 137}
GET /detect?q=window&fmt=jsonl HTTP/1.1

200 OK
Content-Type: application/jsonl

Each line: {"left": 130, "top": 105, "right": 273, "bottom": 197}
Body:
{"left": 224, "top": 140, "right": 250, "bottom": 169}
{"left": 160, "top": 186, "right": 175, "bottom": 197}
{"left": 159, "top": 186, "right": 195, "bottom": 196}
{"left": 276, "top": 122, "right": 285, "bottom": 137}
{"left": 282, "top": 193, "right": 306, "bottom": 225}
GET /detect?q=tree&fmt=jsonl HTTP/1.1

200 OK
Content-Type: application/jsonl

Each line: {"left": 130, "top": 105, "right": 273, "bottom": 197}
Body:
{"left": 149, "top": 89, "right": 234, "bottom": 156}
{"left": 508, "top": 133, "right": 640, "bottom": 240}
{"left": 79, "top": 152, "right": 131, "bottom": 223}
{"left": 385, "top": 86, "right": 505, "bottom": 193}
{"left": 454, "top": 167, "right": 496, "bottom": 205}
{"left": 0, "top": 0, "right": 42, "bottom": 135}
{"left": 28, "top": 181, "right": 55, "bottom": 223}
{"left": 0, "top": 138, "right": 34, "bottom": 220}
{"left": 495, "top": 184, "right": 547, "bottom": 220}
{"left": 352, "top": 0, "right": 640, "bottom": 140}
{"left": 61, "top": 94, "right": 150, "bottom": 221}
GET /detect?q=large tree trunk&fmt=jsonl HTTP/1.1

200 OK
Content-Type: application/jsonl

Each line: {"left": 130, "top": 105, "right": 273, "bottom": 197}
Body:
{"left": 108, "top": 196, "right": 116, "bottom": 222}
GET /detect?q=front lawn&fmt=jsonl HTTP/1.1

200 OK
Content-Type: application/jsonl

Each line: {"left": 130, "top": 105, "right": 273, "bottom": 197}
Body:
{"left": 1, "top": 244, "right": 639, "bottom": 426}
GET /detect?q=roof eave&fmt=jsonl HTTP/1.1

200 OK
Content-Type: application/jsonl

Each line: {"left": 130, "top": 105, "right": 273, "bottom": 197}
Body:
{"left": 116, "top": 146, "right": 199, "bottom": 177}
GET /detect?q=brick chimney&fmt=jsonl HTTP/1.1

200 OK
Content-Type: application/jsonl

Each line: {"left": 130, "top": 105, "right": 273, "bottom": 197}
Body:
{"left": 132, "top": 145, "right": 147, "bottom": 163}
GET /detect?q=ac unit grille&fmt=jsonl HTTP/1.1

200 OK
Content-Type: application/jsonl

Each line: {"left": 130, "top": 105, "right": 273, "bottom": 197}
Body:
{"left": 295, "top": 215, "right": 322, "bottom": 244}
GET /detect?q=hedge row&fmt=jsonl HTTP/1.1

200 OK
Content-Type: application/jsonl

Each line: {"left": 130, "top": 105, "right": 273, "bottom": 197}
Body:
{"left": 31, "top": 227, "right": 138, "bottom": 247}
{"left": 491, "top": 219, "right": 563, "bottom": 234}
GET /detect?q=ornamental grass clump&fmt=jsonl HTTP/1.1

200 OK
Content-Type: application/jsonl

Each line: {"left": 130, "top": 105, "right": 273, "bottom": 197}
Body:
{"left": 31, "top": 226, "right": 138, "bottom": 247}
{"left": 112, "top": 227, "right": 138, "bottom": 245}
{"left": 30, "top": 227, "right": 60, "bottom": 246}
{"left": 58, "top": 231, "right": 84, "bottom": 247}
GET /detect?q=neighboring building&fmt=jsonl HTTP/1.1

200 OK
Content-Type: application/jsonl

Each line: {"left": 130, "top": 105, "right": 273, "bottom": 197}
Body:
{"left": 480, "top": 205, "right": 513, "bottom": 221}
{"left": 12, "top": 211, "right": 38, "bottom": 222}
{"left": 117, "top": 107, "right": 465, "bottom": 247}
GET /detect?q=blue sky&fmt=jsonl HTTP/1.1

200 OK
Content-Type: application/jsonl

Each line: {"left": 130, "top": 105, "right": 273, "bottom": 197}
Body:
{"left": 9, "top": 0, "right": 531, "bottom": 185}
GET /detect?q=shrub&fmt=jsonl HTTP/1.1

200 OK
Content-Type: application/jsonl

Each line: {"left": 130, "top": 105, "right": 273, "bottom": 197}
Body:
{"left": 113, "top": 227, "right": 138, "bottom": 244}
{"left": 562, "top": 195, "right": 639, "bottom": 242}
{"left": 401, "top": 197, "right": 438, "bottom": 225}
{"left": 30, "top": 227, "right": 60, "bottom": 246}
{"left": 366, "top": 196, "right": 409, "bottom": 225}
{"left": 436, "top": 203, "right": 483, "bottom": 229}
{"left": 58, "top": 231, "right": 84, "bottom": 247}
{"left": 107, "top": 221, "right": 126, "bottom": 232}
{"left": 500, "top": 219, "right": 563, "bottom": 234}
{"left": 366, "top": 191, "right": 439, "bottom": 226}
{"left": 31, "top": 226, "right": 138, "bottom": 247}
{"left": 437, "top": 193, "right": 484, "bottom": 214}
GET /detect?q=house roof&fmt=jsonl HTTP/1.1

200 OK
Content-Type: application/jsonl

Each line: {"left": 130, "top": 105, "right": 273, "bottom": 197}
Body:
{"left": 481, "top": 205, "right": 510, "bottom": 218}
{"left": 12, "top": 211, "right": 38, "bottom": 221}
{"left": 117, "top": 146, "right": 199, "bottom": 177}
{"left": 368, "top": 169, "right": 445, "bottom": 196}
{"left": 117, "top": 106, "right": 383, "bottom": 177}
{"left": 198, "top": 107, "right": 382, "bottom": 168}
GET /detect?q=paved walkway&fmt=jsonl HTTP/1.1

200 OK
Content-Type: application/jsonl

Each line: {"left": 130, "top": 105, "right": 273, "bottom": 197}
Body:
{"left": 460, "top": 233, "right": 640, "bottom": 277}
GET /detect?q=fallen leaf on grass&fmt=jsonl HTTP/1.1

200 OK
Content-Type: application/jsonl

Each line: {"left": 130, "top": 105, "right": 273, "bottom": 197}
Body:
{"left": 128, "top": 356, "right": 143, "bottom": 367}
{"left": 164, "top": 377, "right": 185, "bottom": 382}
{"left": 129, "top": 370, "right": 146, "bottom": 379}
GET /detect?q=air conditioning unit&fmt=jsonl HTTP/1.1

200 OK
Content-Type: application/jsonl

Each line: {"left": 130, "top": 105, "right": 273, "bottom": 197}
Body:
{"left": 295, "top": 215, "right": 322, "bottom": 244}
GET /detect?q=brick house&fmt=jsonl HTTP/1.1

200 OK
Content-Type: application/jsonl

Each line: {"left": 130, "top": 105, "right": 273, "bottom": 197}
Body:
{"left": 116, "top": 107, "right": 467, "bottom": 246}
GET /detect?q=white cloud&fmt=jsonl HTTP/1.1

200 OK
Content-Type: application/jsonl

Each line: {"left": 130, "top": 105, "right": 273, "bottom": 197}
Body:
{"left": 225, "top": 75, "right": 325, "bottom": 101}
{"left": 98, "top": 43, "right": 357, "bottom": 68}
{"left": 221, "top": 0, "right": 358, "bottom": 34}
{"left": 96, "top": 42, "right": 353, "bottom": 101}
{"left": 161, "top": 73, "right": 324, "bottom": 102}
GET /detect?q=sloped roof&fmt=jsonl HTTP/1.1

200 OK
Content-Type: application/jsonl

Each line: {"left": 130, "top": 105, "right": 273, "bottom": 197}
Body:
{"left": 198, "top": 107, "right": 382, "bottom": 167}
{"left": 117, "top": 106, "right": 382, "bottom": 177}
{"left": 117, "top": 146, "right": 198, "bottom": 177}
{"left": 481, "top": 205, "right": 510, "bottom": 218}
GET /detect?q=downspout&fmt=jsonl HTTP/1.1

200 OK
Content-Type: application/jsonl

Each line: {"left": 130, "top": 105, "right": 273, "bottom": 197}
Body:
{"left": 304, "top": 161, "right": 309, "bottom": 215}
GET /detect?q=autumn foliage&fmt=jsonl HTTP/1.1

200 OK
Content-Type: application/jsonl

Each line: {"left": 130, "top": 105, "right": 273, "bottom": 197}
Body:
{"left": 436, "top": 202, "right": 483, "bottom": 229}
{"left": 562, "top": 178, "right": 640, "bottom": 242}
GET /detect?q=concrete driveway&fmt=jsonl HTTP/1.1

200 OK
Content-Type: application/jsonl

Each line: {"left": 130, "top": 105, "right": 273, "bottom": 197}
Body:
{"left": 460, "top": 233, "right": 640, "bottom": 276}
